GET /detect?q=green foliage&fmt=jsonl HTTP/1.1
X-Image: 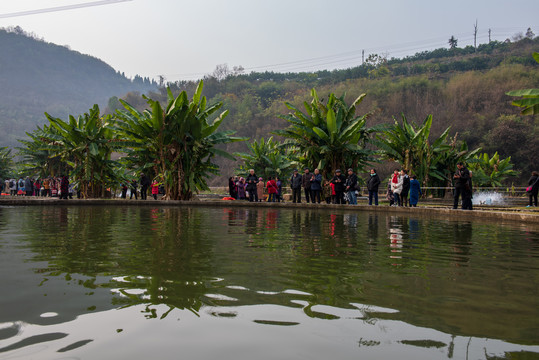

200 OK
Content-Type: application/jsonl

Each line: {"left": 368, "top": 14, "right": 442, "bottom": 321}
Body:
{"left": 467, "top": 152, "right": 518, "bottom": 187}
{"left": 375, "top": 114, "right": 481, "bottom": 188}
{"left": 236, "top": 137, "right": 294, "bottom": 179}
{"left": 115, "top": 81, "right": 246, "bottom": 200}
{"left": 21, "top": 105, "right": 123, "bottom": 198}
{"left": 274, "top": 89, "right": 379, "bottom": 176}
{"left": 0, "top": 147, "right": 14, "bottom": 178}
{"left": 506, "top": 52, "right": 539, "bottom": 115}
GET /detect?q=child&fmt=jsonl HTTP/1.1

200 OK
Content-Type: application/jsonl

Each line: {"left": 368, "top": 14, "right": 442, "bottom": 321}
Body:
{"left": 323, "top": 180, "right": 332, "bottom": 204}
{"left": 151, "top": 180, "right": 160, "bottom": 200}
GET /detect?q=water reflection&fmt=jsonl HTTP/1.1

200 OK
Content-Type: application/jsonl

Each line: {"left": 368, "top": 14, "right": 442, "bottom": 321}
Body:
{"left": 0, "top": 206, "right": 538, "bottom": 359}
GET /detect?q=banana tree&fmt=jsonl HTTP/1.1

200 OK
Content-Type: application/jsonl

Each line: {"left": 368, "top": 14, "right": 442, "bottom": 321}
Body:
{"left": 32, "top": 105, "right": 123, "bottom": 198}
{"left": 506, "top": 52, "right": 539, "bottom": 115}
{"left": 0, "top": 146, "right": 13, "bottom": 179}
{"left": 273, "top": 88, "right": 379, "bottom": 176}
{"left": 236, "top": 137, "right": 294, "bottom": 179}
{"left": 16, "top": 127, "right": 66, "bottom": 178}
{"left": 467, "top": 152, "right": 518, "bottom": 187}
{"left": 116, "top": 80, "right": 246, "bottom": 200}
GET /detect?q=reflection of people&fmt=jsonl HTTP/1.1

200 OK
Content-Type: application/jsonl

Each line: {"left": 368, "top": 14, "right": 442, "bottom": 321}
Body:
{"left": 409, "top": 175, "right": 422, "bottom": 207}
{"left": 453, "top": 162, "right": 471, "bottom": 210}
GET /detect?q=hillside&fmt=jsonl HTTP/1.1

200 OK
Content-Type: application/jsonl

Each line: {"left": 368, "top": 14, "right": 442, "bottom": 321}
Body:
{"left": 124, "top": 37, "right": 538, "bottom": 185}
{"left": 0, "top": 27, "right": 157, "bottom": 147}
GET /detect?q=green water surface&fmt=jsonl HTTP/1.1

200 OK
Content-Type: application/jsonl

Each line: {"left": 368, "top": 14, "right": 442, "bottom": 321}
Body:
{"left": 0, "top": 205, "right": 538, "bottom": 359}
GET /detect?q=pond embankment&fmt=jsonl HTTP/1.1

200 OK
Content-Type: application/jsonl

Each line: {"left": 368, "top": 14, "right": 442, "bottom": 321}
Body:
{"left": 1, "top": 196, "right": 538, "bottom": 224}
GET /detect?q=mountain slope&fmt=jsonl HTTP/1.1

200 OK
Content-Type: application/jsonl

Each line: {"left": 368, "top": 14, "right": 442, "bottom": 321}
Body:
{"left": 0, "top": 28, "right": 156, "bottom": 147}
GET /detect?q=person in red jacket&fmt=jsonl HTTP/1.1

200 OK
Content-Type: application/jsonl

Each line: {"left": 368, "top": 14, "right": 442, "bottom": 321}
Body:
{"left": 266, "top": 176, "right": 278, "bottom": 202}
{"left": 151, "top": 180, "right": 160, "bottom": 200}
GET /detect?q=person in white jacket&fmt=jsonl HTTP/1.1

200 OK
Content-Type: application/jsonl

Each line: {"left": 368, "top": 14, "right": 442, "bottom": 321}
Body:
{"left": 390, "top": 169, "right": 403, "bottom": 206}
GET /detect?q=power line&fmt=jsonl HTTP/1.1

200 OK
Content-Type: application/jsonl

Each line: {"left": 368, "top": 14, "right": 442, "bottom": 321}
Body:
{"left": 0, "top": 0, "right": 133, "bottom": 19}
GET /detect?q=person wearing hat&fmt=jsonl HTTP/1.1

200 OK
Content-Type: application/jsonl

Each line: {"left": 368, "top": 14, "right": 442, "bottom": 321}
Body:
{"left": 290, "top": 169, "right": 302, "bottom": 203}
{"left": 310, "top": 168, "right": 322, "bottom": 204}
{"left": 331, "top": 169, "right": 346, "bottom": 204}
{"left": 301, "top": 167, "right": 312, "bottom": 203}
{"left": 345, "top": 168, "right": 358, "bottom": 205}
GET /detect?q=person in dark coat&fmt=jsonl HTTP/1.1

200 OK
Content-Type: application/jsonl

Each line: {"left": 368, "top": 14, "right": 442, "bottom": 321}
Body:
{"left": 228, "top": 177, "right": 237, "bottom": 199}
{"left": 140, "top": 173, "right": 151, "bottom": 200}
{"left": 527, "top": 171, "right": 539, "bottom": 207}
{"left": 130, "top": 179, "right": 138, "bottom": 199}
{"left": 24, "top": 177, "right": 34, "bottom": 196}
{"left": 453, "top": 162, "right": 471, "bottom": 210}
{"left": 290, "top": 169, "right": 302, "bottom": 203}
{"left": 309, "top": 169, "right": 322, "bottom": 204}
{"left": 409, "top": 175, "right": 422, "bottom": 207}
{"left": 60, "top": 175, "right": 69, "bottom": 200}
{"left": 331, "top": 169, "right": 346, "bottom": 204}
{"left": 245, "top": 169, "right": 259, "bottom": 202}
{"left": 301, "top": 168, "right": 312, "bottom": 203}
{"left": 345, "top": 168, "right": 358, "bottom": 205}
{"left": 400, "top": 169, "right": 410, "bottom": 207}
{"left": 367, "top": 168, "right": 381, "bottom": 206}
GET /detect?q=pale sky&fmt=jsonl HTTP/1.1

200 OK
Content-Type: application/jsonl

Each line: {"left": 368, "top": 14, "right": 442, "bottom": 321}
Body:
{"left": 1, "top": 0, "right": 538, "bottom": 82}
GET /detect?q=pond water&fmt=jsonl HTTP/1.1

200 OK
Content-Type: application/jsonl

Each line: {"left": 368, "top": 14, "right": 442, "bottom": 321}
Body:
{"left": 0, "top": 205, "right": 538, "bottom": 360}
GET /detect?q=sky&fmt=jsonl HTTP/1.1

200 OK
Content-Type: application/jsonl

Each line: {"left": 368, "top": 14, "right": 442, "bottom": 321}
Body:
{"left": 1, "top": 0, "right": 538, "bottom": 82}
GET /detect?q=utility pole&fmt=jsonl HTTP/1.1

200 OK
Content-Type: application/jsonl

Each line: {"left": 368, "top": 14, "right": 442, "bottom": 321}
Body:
{"left": 473, "top": 19, "right": 478, "bottom": 51}
{"left": 488, "top": 28, "right": 491, "bottom": 43}
{"left": 362, "top": 50, "right": 365, "bottom": 64}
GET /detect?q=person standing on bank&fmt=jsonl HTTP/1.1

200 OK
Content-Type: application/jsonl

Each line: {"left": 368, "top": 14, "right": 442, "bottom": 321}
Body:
{"left": 409, "top": 175, "right": 422, "bottom": 207}
{"left": 453, "top": 162, "right": 471, "bottom": 210}
{"left": 367, "top": 168, "right": 381, "bottom": 206}
{"left": 140, "top": 173, "right": 150, "bottom": 200}
{"left": 257, "top": 177, "right": 265, "bottom": 202}
{"left": 391, "top": 169, "right": 402, "bottom": 206}
{"left": 245, "top": 169, "right": 259, "bottom": 202}
{"left": 290, "top": 169, "right": 302, "bottom": 203}
{"left": 310, "top": 169, "right": 322, "bottom": 204}
{"left": 130, "top": 179, "right": 138, "bottom": 199}
{"left": 24, "top": 177, "right": 34, "bottom": 197}
{"left": 266, "top": 176, "right": 278, "bottom": 202}
{"left": 526, "top": 171, "right": 539, "bottom": 207}
{"left": 60, "top": 175, "right": 69, "bottom": 200}
{"left": 302, "top": 168, "right": 312, "bottom": 203}
{"left": 400, "top": 169, "right": 410, "bottom": 207}
{"left": 331, "top": 169, "right": 346, "bottom": 204}
{"left": 345, "top": 168, "right": 358, "bottom": 205}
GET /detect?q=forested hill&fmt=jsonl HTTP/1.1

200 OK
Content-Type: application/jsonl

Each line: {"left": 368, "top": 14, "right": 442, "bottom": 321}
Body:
{"left": 129, "top": 36, "right": 538, "bottom": 184}
{"left": 0, "top": 27, "right": 157, "bottom": 147}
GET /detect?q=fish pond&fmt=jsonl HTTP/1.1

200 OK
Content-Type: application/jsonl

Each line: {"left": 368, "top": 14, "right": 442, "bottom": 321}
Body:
{"left": 0, "top": 205, "right": 538, "bottom": 360}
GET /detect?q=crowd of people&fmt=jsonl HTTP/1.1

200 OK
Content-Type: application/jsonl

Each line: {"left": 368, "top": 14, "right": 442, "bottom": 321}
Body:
{"left": 0, "top": 176, "right": 73, "bottom": 199}
{"left": 228, "top": 167, "right": 420, "bottom": 207}
{"left": 227, "top": 165, "right": 539, "bottom": 210}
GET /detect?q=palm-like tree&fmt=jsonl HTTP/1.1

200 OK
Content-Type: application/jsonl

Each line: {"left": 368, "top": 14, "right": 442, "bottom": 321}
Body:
{"left": 31, "top": 105, "right": 122, "bottom": 198}
{"left": 116, "top": 81, "right": 246, "bottom": 200}
{"left": 273, "top": 89, "right": 379, "bottom": 176}
{"left": 467, "top": 152, "right": 518, "bottom": 187}
{"left": 236, "top": 137, "right": 294, "bottom": 179}
{"left": 375, "top": 114, "right": 480, "bottom": 189}
{"left": 0, "top": 146, "right": 14, "bottom": 178}
{"left": 506, "top": 52, "right": 539, "bottom": 115}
